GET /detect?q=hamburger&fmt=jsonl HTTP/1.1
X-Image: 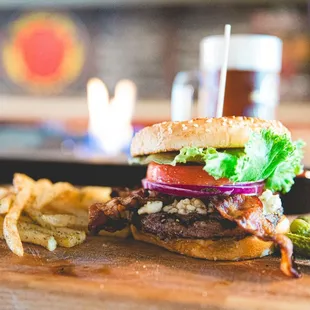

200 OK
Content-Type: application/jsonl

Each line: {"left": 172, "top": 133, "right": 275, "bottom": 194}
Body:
{"left": 89, "top": 116, "right": 304, "bottom": 277}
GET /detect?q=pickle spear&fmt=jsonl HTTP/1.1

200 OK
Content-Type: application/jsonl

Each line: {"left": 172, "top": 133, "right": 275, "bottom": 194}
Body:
{"left": 298, "top": 216, "right": 310, "bottom": 224}
{"left": 290, "top": 218, "right": 310, "bottom": 236}
{"left": 287, "top": 233, "right": 310, "bottom": 257}
{"left": 287, "top": 217, "right": 310, "bottom": 257}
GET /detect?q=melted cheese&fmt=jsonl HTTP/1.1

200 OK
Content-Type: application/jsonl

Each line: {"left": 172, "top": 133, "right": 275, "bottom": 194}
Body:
{"left": 259, "top": 189, "right": 282, "bottom": 215}
{"left": 138, "top": 201, "right": 163, "bottom": 215}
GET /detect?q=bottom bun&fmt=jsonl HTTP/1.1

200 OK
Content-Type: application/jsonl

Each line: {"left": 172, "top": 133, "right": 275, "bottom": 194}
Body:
{"left": 99, "top": 226, "right": 131, "bottom": 238}
{"left": 131, "top": 216, "right": 290, "bottom": 261}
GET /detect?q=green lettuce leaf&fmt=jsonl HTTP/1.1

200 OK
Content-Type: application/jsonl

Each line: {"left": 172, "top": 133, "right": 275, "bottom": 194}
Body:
{"left": 232, "top": 130, "right": 295, "bottom": 182}
{"left": 129, "top": 152, "right": 178, "bottom": 165}
{"left": 172, "top": 129, "right": 304, "bottom": 193}
{"left": 172, "top": 147, "right": 206, "bottom": 164}
{"left": 202, "top": 148, "right": 239, "bottom": 179}
{"left": 265, "top": 140, "right": 305, "bottom": 193}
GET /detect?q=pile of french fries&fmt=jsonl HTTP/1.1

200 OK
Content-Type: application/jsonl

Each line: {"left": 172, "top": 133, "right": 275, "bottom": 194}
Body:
{"left": 0, "top": 173, "right": 111, "bottom": 256}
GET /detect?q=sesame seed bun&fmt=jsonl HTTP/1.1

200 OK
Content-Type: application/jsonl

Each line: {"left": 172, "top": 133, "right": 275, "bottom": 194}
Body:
{"left": 130, "top": 117, "right": 290, "bottom": 157}
{"left": 131, "top": 216, "right": 289, "bottom": 261}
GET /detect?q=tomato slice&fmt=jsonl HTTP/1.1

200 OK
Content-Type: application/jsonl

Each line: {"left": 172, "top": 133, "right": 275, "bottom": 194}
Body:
{"left": 146, "top": 162, "right": 230, "bottom": 186}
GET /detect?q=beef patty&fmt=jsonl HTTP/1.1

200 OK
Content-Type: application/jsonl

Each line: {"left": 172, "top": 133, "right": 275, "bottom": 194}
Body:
{"left": 132, "top": 212, "right": 248, "bottom": 240}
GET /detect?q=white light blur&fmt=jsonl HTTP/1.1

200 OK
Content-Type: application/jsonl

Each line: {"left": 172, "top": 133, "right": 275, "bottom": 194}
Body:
{"left": 87, "top": 78, "right": 136, "bottom": 155}
{"left": 305, "top": 171, "right": 310, "bottom": 179}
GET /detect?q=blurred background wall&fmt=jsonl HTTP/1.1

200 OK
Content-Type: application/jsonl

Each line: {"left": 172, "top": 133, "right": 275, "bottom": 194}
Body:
{"left": 0, "top": 1, "right": 309, "bottom": 101}
{"left": 0, "top": 0, "right": 309, "bottom": 163}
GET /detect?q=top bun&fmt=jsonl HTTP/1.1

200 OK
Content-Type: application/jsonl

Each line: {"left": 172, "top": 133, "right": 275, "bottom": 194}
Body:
{"left": 131, "top": 117, "right": 290, "bottom": 157}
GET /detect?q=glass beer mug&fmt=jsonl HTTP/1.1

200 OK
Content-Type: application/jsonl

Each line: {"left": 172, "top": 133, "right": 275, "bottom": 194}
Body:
{"left": 171, "top": 35, "right": 283, "bottom": 121}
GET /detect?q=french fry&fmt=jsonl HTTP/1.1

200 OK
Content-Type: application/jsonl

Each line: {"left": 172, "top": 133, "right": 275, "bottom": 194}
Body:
{"left": 27, "top": 223, "right": 85, "bottom": 248}
{"left": 3, "top": 183, "right": 33, "bottom": 256}
{"left": 80, "top": 186, "right": 111, "bottom": 209}
{"left": 0, "top": 216, "right": 5, "bottom": 238}
{"left": 19, "top": 215, "right": 35, "bottom": 223}
{"left": 48, "top": 182, "right": 81, "bottom": 214}
{"left": 49, "top": 227, "right": 86, "bottom": 248}
{"left": 0, "top": 217, "right": 57, "bottom": 251}
{"left": 41, "top": 214, "right": 88, "bottom": 230}
{"left": 0, "top": 187, "right": 9, "bottom": 199}
{"left": 36, "top": 178, "right": 53, "bottom": 187}
{"left": 24, "top": 206, "right": 86, "bottom": 247}
{"left": 27, "top": 204, "right": 87, "bottom": 230}
{"left": 24, "top": 206, "right": 51, "bottom": 228}
{"left": 26, "top": 205, "right": 88, "bottom": 231}
{"left": 33, "top": 178, "right": 53, "bottom": 210}
{"left": 36, "top": 182, "right": 81, "bottom": 214}
{"left": 13, "top": 173, "right": 35, "bottom": 192}
{"left": 18, "top": 222, "right": 57, "bottom": 251}
{"left": 0, "top": 174, "right": 96, "bottom": 255}
{"left": 0, "top": 193, "right": 14, "bottom": 214}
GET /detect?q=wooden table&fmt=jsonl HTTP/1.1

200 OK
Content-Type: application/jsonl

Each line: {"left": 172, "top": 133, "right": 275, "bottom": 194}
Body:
{"left": 0, "top": 236, "right": 310, "bottom": 310}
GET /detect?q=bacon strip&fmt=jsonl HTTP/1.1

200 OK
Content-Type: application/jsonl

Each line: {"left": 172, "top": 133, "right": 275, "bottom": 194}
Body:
{"left": 88, "top": 189, "right": 174, "bottom": 234}
{"left": 88, "top": 189, "right": 147, "bottom": 234}
{"left": 209, "top": 195, "right": 300, "bottom": 278}
{"left": 274, "top": 234, "right": 300, "bottom": 278}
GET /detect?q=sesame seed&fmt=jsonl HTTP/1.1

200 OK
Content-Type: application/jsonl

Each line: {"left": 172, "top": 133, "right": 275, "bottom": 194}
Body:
{"left": 193, "top": 123, "right": 199, "bottom": 128}
{"left": 206, "top": 119, "right": 212, "bottom": 123}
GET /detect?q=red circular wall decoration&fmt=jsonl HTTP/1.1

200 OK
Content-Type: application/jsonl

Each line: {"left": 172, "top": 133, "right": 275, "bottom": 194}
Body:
{"left": 2, "top": 12, "right": 87, "bottom": 95}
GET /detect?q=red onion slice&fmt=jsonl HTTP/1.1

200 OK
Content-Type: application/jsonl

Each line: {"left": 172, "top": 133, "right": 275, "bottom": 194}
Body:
{"left": 142, "top": 179, "right": 264, "bottom": 198}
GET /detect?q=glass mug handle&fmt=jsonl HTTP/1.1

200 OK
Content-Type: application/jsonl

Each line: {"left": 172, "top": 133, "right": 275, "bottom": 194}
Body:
{"left": 171, "top": 71, "right": 201, "bottom": 121}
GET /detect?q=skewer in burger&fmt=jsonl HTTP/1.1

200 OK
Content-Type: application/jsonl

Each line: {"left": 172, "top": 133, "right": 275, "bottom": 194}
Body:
{"left": 89, "top": 117, "right": 304, "bottom": 277}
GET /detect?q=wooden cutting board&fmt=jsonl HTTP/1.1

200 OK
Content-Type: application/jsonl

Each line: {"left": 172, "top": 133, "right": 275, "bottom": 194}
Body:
{"left": 1, "top": 236, "right": 310, "bottom": 310}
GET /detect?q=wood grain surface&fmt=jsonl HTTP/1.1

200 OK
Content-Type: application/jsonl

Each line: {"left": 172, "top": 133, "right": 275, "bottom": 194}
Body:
{"left": 0, "top": 236, "right": 310, "bottom": 310}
